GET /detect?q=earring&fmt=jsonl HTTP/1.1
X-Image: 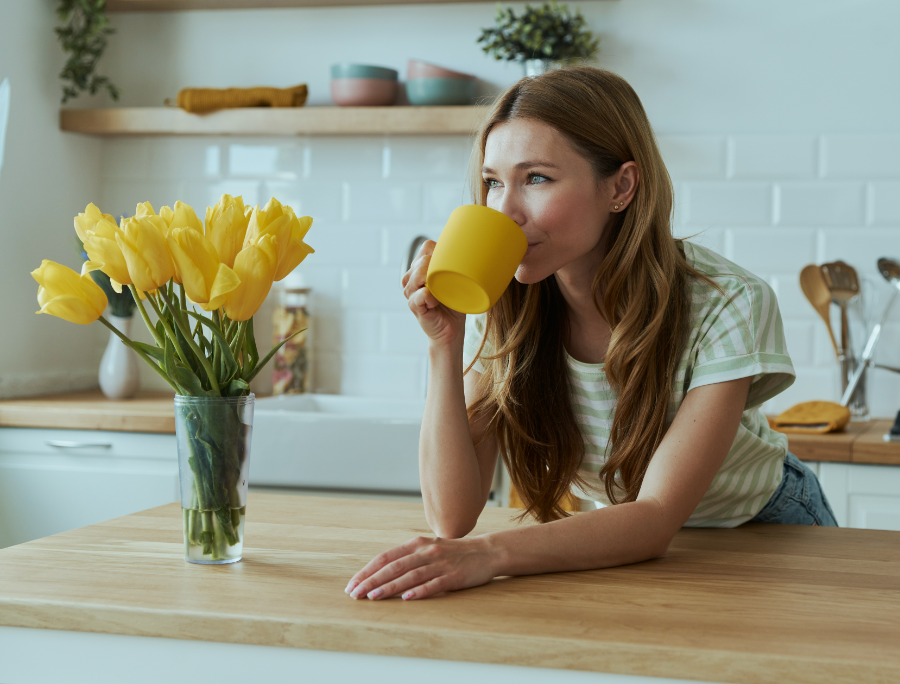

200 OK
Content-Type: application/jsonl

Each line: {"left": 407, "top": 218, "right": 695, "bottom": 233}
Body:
{"left": 613, "top": 204, "right": 620, "bottom": 210}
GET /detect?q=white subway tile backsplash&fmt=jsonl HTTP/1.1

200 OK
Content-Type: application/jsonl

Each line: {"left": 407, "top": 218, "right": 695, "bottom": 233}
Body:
{"left": 820, "top": 228, "right": 900, "bottom": 276}
{"left": 387, "top": 136, "right": 473, "bottom": 180}
{"left": 94, "top": 132, "right": 900, "bottom": 414}
{"left": 346, "top": 181, "right": 423, "bottom": 223}
{"left": 305, "top": 136, "right": 384, "bottom": 179}
{"left": 304, "top": 224, "right": 381, "bottom": 267}
{"left": 778, "top": 182, "right": 866, "bottom": 226}
{"left": 729, "top": 135, "right": 818, "bottom": 179}
{"left": 729, "top": 228, "right": 816, "bottom": 272}
{"left": 824, "top": 135, "right": 900, "bottom": 178}
{"left": 423, "top": 182, "right": 469, "bottom": 223}
{"left": 870, "top": 182, "right": 900, "bottom": 226}
{"left": 151, "top": 138, "right": 224, "bottom": 180}
{"left": 686, "top": 183, "right": 773, "bottom": 226}
{"left": 342, "top": 266, "right": 407, "bottom": 311}
{"left": 263, "top": 180, "right": 343, "bottom": 224}
{"left": 657, "top": 135, "right": 726, "bottom": 179}
{"left": 381, "top": 312, "right": 429, "bottom": 355}
{"left": 100, "top": 180, "right": 186, "bottom": 218}
{"left": 228, "top": 141, "right": 301, "bottom": 178}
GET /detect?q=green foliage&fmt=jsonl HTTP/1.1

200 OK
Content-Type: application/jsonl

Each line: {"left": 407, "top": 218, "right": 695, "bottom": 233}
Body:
{"left": 55, "top": 0, "right": 121, "bottom": 104}
{"left": 477, "top": 2, "right": 600, "bottom": 64}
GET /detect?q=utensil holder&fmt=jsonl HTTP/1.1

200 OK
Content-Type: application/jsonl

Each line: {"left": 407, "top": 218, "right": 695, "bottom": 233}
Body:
{"left": 840, "top": 353, "right": 869, "bottom": 422}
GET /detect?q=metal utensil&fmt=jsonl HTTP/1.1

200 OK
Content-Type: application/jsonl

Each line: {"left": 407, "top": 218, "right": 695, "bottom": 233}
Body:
{"left": 840, "top": 257, "right": 900, "bottom": 405}
{"left": 800, "top": 264, "right": 840, "bottom": 358}
{"left": 820, "top": 260, "right": 860, "bottom": 356}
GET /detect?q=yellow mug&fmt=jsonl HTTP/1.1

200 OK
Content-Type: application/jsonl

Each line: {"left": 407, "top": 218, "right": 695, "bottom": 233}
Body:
{"left": 426, "top": 205, "right": 527, "bottom": 314}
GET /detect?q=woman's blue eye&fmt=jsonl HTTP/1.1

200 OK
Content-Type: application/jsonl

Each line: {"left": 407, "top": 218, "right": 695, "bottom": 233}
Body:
{"left": 529, "top": 173, "right": 549, "bottom": 184}
{"left": 483, "top": 178, "right": 501, "bottom": 189}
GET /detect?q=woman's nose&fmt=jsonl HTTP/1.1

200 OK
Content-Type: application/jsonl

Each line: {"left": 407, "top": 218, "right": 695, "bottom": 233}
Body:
{"left": 492, "top": 187, "right": 526, "bottom": 227}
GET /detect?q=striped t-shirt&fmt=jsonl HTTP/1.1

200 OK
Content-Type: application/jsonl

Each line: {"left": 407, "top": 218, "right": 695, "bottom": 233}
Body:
{"left": 463, "top": 241, "right": 796, "bottom": 528}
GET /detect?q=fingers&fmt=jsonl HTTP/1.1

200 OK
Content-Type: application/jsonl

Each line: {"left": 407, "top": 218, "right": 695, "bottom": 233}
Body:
{"left": 400, "top": 240, "right": 435, "bottom": 296}
{"left": 407, "top": 285, "right": 440, "bottom": 317}
{"left": 344, "top": 536, "right": 431, "bottom": 596}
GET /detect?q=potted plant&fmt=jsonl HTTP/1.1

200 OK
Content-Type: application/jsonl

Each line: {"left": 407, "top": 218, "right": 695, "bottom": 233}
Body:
{"left": 477, "top": 1, "right": 600, "bottom": 77}
{"left": 56, "top": 0, "right": 120, "bottom": 103}
{"left": 33, "top": 195, "right": 314, "bottom": 564}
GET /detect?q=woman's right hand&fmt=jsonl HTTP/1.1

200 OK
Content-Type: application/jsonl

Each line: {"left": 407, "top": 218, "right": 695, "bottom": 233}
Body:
{"left": 401, "top": 240, "right": 466, "bottom": 346}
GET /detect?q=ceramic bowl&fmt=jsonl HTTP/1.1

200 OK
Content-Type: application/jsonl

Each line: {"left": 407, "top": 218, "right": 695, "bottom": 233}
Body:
{"left": 407, "top": 59, "right": 473, "bottom": 81}
{"left": 331, "top": 77, "right": 398, "bottom": 107}
{"left": 330, "top": 63, "right": 398, "bottom": 81}
{"left": 406, "top": 77, "right": 476, "bottom": 106}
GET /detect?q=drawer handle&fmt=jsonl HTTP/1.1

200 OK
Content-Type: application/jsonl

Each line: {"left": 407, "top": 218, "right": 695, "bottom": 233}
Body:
{"left": 46, "top": 440, "right": 113, "bottom": 449}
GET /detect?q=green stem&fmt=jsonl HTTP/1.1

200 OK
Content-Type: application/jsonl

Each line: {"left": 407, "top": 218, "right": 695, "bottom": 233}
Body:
{"left": 145, "top": 294, "right": 192, "bottom": 370}
{"left": 128, "top": 285, "right": 164, "bottom": 348}
{"left": 158, "top": 288, "right": 221, "bottom": 395}
{"left": 179, "top": 283, "right": 187, "bottom": 314}
{"left": 98, "top": 315, "right": 180, "bottom": 393}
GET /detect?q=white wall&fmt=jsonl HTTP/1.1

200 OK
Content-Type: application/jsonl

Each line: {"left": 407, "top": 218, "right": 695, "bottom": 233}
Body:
{"left": 21, "top": 0, "right": 900, "bottom": 415}
{"left": 0, "top": 0, "right": 104, "bottom": 398}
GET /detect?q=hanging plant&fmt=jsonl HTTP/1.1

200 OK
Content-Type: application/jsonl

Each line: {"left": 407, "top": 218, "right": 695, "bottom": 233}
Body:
{"left": 55, "top": 0, "right": 121, "bottom": 104}
{"left": 477, "top": 2, "right": 600, "bottom": 64}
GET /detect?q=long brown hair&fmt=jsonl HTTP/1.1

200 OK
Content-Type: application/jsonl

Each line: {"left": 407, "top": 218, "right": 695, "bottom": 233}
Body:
{"left": 467, "top": 67, "right": 708, "bottom": 523}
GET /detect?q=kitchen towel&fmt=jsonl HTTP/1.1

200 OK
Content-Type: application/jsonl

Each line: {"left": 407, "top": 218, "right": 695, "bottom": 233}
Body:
{"left": 171, "top": 84, "right": 308, "bottom": 114}
{"left": 768, "top": 400, "right": 851, "bottom": 434}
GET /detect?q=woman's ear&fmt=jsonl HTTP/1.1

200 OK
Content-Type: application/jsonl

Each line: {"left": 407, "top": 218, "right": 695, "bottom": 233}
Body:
{"left": 609, "top": 161, "right": 639, "bottom": 212}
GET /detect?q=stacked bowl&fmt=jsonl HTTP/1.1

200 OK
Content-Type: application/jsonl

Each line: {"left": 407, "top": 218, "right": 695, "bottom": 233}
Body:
{"left": 331, "top": 64, "right": 399, "bottom": 107}
{"left": 406, "top": 60, "right": 476, "bottom": 106}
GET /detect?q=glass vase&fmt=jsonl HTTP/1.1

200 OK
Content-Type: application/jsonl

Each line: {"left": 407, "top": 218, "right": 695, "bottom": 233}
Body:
{"left": 174, "top": 394, "right": 254, "bottom": 564}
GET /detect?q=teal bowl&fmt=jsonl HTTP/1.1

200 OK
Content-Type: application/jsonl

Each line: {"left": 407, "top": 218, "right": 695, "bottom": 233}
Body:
{"left": 331, "top": 63, "right": 398, "bottom": 81}
{"left": 406, "top": 77, "right": 476, "bottom": 106}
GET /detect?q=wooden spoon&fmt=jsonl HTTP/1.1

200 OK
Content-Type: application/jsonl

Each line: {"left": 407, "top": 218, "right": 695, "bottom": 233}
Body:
{"left": 800, "top": 264, "right": 840, "bottom": 358}
{"left": 820, "top": 260, "right": 860, "bottom": 357}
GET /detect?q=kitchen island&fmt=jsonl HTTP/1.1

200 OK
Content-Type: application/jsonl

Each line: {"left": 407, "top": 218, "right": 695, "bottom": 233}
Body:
{"left": 0, "top": 494, "right": 898, "bottom": 684}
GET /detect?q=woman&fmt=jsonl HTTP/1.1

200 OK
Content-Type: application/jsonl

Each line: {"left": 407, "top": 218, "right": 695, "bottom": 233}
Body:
{"left": 345, "top": 67, "right": 837, "bottom": 602}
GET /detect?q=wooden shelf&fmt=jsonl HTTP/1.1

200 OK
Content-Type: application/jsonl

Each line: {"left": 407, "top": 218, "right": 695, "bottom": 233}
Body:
{"left": 60, "top": 106, "right": 488, "bottom": 137}
{"left": 107, "top": 0, "right": 498, "bottom": 10}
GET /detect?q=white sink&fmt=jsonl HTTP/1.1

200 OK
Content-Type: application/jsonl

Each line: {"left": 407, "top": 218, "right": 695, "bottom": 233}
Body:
{"left": 250, "top": 394, "right": 425, "bottom": 492}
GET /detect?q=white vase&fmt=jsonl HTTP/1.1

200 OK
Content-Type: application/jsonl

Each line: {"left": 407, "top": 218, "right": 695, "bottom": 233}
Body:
{"left": 523, "top": 59, "right": 559, "bottom": 78}
{"left": 99, "top": 314, "right": 140, "bottom": 400}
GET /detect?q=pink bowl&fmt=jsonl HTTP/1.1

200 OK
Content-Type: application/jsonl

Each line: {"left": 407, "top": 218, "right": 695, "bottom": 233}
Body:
{"left": 331, "top": 78, "right": 398, "bottom": 106}
{"left": 407, "top": 59, "right": 474, "bottom": 81}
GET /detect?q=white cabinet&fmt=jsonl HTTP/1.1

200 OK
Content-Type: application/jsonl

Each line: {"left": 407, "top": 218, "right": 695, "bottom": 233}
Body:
{"left": 806, "top": 461, "right": 900, "bottom": 531}
{"left": 0, "top": 427, "right": 178, "bottom": 549}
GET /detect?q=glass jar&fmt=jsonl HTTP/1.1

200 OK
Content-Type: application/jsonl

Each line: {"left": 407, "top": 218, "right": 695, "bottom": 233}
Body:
{"left": 174, "top": 394, "right": 254, "bottom": 564}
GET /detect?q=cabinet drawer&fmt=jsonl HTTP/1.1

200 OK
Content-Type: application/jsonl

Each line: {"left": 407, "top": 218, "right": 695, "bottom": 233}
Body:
{"left": 0, "top": 427, "right": 175, "bottom": 460}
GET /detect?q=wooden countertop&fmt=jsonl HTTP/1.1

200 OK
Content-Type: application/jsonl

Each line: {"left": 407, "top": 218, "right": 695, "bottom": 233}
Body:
{"left": 0, "top": 494, "right": 898, "bottom": 683}
{"left": 0, "top": 390, "right": 175, "bottom": 433}
{"left": 1, "top": 390, "right": 898, "bottom": 465}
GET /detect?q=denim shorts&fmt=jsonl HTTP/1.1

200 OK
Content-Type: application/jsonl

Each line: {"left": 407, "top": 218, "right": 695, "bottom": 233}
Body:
{"left": 748, "top": 452, "right": 838, "bottom": 526}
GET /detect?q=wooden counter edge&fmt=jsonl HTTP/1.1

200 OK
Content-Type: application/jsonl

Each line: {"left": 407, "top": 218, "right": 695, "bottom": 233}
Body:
{"left": 0, "top": 601, "right": 892, "bottom": 684}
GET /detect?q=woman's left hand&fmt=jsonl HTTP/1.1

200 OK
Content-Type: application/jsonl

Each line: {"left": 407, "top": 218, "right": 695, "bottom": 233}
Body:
{"left": 345, "top": 535, "right": 500, "bottom": 601}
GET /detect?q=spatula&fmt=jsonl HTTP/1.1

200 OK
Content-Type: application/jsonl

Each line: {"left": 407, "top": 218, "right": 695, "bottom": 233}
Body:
{"left": 820, "top": 260, "right": 860, "bottom": 357}
{"left": 799, "top": 264, "right": 840, "bottom": 358}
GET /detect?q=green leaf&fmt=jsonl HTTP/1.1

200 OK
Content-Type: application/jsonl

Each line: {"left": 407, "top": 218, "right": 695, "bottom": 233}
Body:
{"left": 225, "top": 378, "right": 250, "bottom": 397}
{"left": 132, "top": 341, "right": 165, "bottom": 364}
{"left": 244, "top": 328, "right": 306, "bottom": 384}
{"left": 163, "top": 334, "right": 176, "bottom": 378}
{"left": 172, "top": 362, "right": 216, "bottom": 397}
{"left": 185, "top": 310, "right": 238, "bottom": 384}
{"left": 242, "top": 318, "right": 260, "bottom": 380}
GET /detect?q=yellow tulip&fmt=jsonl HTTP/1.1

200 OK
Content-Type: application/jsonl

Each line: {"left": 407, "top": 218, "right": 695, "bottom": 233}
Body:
{"left": 81, "top": 216, "right": 132, "bottom": 291}
{"left": 224, "top": 234, "right": 277, "bottom": 322}
{"left": 32, "top": 260, "right": 108, "bottom": 325}
{"left": 116, "top": 216, "right": 176, "bottom": 292}
{"left": 74, "top": 203, "right": 116, "bottom": 243}
{"left": 135, "top": 201, "right": 156, "bottom": 218}
{"left": 273, "top": 206, "right": 315, "bottom": 281}
{"left": 205, "top": 194, "right": 250, "bottom": 269}
{"left": 170, "top": 201, "right": 204, "bottom": 233}
{"left": 243, "top": 198, "right": 315, "bottom": 282}
{"left": 167, "top": 227, "right": 240, "bottom": 311}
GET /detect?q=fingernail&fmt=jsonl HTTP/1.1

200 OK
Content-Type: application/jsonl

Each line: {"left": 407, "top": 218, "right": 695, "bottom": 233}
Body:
{"left": 367, "top": 588, "right": 383, "bottom": 599}
{"left": 350, "top": 588, "right": 362, "bottom": 599}
{"left": 402, "top": 591, "right": 415, "bottom": 600}
{"left": 344, "top": 581, "right": 357, "bottom": 594}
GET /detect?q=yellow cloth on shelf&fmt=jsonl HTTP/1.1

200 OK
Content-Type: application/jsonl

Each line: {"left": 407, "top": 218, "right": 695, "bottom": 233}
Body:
{"left": 769, "top": 400, "right": 851, "bottom": 434}
{"left": 174, "top": 84, "right": 308, "bottom": 114}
